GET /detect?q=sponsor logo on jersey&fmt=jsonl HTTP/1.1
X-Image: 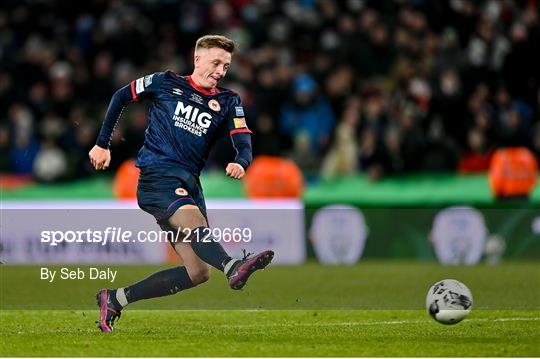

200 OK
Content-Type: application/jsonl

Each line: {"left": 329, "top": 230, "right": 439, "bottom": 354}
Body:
{"left": 175, "top": 188, "right": 188, "bottom": 196}
{"left": 208, "top": 99, "right": 221, "bottom": 112}
{"left": 172, "top": 88, "right": 183, "bottom": 96}
{"left": 144, "top": 75, "right": 153, "bottom": 87}
{"left": 235, "top": 106, "right": 245, "bottom": 116}
{"left": 172, "top": 100, "right": 212, "bottom": 136}
{"left": 190, "top": 93, "right": 204, "bottom": 104}
{"left": 135, "top": 78, "right": 144, "bottom": 94}
{"left": 233, "top": 117, "right": 247, "bottom": 128}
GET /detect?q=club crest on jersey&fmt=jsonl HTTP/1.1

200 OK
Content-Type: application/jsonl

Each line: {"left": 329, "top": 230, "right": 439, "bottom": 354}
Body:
{"left": 175, "top": 188, "right": 188, "bottom": 196}
{"left": 208, "top": 99, "right": 221, "bottom": 112}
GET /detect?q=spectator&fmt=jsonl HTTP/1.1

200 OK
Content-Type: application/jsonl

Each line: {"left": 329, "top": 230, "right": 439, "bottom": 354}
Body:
{"left": 0, "top": 0, "right": 538, "bottom": 179}
{"left": 321, "top": 96, "right": 360, "bottom": 179}
{"left": 11, "top": 131, "right": 40, "bottom": 175}
{"left": 502, "top": 22, "right": 539, "bottom": 104}
{"left": 33, "top": 141, "right": 68, "bottom": 182}
{"left": 280, "top": 74, "right": 335, "bottom": 156}
{"left": 0, "top": 126, "right": 11, "bottom": 172}
{"left": 458, "top": 128, "right": 493, "bottom": 173}
{"left": 428, "top": 69, "right": 467, "bottom": 149}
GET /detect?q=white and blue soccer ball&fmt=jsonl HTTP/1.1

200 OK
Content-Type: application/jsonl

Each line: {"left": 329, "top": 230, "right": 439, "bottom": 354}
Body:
{"left": 426, "top": 279, "right": 473, "bottom": 325}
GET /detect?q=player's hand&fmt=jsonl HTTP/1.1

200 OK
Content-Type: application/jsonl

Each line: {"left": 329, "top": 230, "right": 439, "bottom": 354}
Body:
{"left": 89, "top": 145, "right": 111, "bottom": 170}
{"left": 226, "top": 163, "right": 245, "bottom": 179}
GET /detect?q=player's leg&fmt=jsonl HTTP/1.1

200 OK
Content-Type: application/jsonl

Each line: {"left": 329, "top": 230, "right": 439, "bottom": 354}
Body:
{"left": 96, "top": 237, "right": 198, "bottom": 332}
{"left": 98, "top": 205, "right": 212, "bottom": 323}
{"left": 96, "top": 236, "right": 207, "bottom": 332}
{"left": 169, "top": 204, "right": 274, "bottom": 290}
{"left": 99, "top": 214, "right": 211, "bottom": 307}
{"left": 97, "top": 170, "right": 203, "bottom": 332}
{"left": 97, "top": 168, "right": 272, "bottom": 331}
{"left": 168, "top": 204, "right": 238, "bottom": 274}
{"left": 172, "top": 242, "right": 211, "bottom": 284}
{"left": 105, "top": 262, "right": 197, "bottom": 309}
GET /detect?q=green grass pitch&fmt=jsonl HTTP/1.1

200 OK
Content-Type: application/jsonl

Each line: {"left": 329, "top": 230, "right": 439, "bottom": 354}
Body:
{"left": 1, "top": 262, "right": 539, "bottom": 356}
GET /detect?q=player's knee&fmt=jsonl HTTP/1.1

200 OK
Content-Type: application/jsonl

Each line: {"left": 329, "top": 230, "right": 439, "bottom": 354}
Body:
{"left": 189, "top": 265, "right": 211, "bottom": 285}
{"left": 168, "top": 204, "right": 207, "bottom": 230}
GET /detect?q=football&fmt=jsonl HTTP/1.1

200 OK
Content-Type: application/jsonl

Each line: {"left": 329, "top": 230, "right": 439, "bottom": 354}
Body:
{"left": 426, "top": 279, "right": 473, "bottom": 325}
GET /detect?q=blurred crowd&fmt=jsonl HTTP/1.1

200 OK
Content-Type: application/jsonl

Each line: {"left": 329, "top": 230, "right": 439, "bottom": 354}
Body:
{"left": 1, "top": 0, "right": 540, "bottom": 182}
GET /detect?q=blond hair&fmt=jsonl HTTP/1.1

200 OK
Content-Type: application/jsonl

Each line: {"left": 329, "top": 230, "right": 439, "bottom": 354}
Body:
{"left": 195, "top": 35, "right": 236, "bottom": 54}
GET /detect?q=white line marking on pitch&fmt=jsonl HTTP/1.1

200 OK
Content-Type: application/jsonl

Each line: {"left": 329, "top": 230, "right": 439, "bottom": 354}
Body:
{"left": 216, "top": 317, "right": 540, "bottom": 328}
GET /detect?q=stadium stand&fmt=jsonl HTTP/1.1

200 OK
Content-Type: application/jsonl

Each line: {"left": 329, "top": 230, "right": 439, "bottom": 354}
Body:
{"left": 0, "top": 0, "right": 539, "bottom": 186}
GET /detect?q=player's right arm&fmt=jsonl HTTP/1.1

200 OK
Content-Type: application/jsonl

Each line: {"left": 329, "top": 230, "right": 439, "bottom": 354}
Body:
{"left": 89, "top": 73, "right": 165, "bottom": 170}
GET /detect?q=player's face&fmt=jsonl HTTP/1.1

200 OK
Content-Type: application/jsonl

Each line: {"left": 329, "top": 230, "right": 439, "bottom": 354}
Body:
{"left": 194, "top": 47, "right": 232, "bottom": 89}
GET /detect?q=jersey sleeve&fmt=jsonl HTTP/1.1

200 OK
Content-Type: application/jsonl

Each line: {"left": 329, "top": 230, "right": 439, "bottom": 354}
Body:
{"left": 95, "top": 72, "right": 165, "bottom": 148}
{"left": 226, "top": 94, "right": 252, "bottom": 135}
{"left": 227, "top": 94, "right": 253, "bottom": 170}
{"left": 128, "top": 72, "right": 166, "bottom": 102}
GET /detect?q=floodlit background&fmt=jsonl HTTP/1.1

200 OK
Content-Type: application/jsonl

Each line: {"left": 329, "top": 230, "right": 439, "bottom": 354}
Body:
{"left": 1, "top": 2, "right": 539, "bottom": 357}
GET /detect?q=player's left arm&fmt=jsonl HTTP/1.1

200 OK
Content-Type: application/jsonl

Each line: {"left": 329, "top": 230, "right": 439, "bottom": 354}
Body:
{"left": 227, "top": 132, "right": 252, "bottom": 179}
{"left": 226, "top": 94, "right": 252, "bottom": 179}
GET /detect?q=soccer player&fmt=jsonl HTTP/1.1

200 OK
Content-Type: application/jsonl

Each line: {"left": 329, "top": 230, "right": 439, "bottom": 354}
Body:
{"left": 88, "top": 35, "right": 274, "bottom": 332}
